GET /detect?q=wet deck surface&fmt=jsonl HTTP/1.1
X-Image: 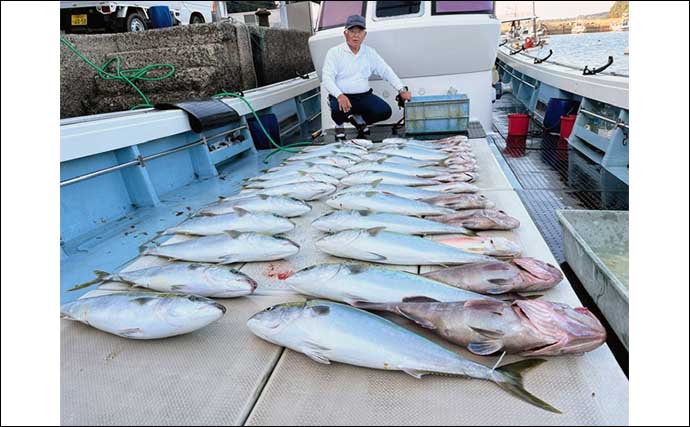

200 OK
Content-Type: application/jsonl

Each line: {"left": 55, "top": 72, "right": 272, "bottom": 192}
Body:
{"left": 61, "top": 114, "right": 629, "bottom": 425}
{"left": 490, "top": 95, "right": 629, "bottom": 263}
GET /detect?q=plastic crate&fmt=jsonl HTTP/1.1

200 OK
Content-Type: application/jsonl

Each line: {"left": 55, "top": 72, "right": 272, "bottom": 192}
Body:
{"left": 405, "top": 94, "right": 469, "bottom": 135}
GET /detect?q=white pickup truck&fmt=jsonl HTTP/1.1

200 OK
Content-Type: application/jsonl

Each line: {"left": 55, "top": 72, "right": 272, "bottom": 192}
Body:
{"left": 60, "top": 1, "right": 214, "bottom": 33}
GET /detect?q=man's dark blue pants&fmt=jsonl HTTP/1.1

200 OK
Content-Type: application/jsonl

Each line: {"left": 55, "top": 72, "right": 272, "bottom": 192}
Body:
{"left": 329, "top": 89, "right": 392, "bottom": 126}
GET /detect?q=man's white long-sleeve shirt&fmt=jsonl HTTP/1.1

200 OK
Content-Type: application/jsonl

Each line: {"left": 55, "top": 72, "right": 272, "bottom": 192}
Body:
{"left": 322, "top": 42, "right": 404, "bottom": 98}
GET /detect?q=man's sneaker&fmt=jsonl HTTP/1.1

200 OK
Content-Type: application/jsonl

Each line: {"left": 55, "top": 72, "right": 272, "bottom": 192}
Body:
{"left": 357, "top": 126, "right": 370, "bottom": 138}
{"left": 335, "top": 126, "right": 346, "bottom": 140}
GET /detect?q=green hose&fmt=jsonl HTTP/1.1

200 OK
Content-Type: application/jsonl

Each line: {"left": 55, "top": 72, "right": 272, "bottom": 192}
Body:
{"left": 61, "top": 35, "right": 314, "bottom": 163}
{"left": 212, "top": 91, "right": 314, "bottom": 163}
{"left": 60, "top": 36, "right": 175, "bottom": 110}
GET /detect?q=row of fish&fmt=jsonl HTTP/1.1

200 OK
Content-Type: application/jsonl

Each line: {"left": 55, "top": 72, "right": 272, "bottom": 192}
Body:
{"left": 61, "top": 136, "right": 605, "bottom": 413}
{"left": 242, "top": 136, "right": 603, "bottom": 413}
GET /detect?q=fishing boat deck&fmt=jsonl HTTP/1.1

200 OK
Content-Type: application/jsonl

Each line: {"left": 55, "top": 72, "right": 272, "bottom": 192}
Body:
{"left": 61, "top": 123, "right": 629, "bottom": 425}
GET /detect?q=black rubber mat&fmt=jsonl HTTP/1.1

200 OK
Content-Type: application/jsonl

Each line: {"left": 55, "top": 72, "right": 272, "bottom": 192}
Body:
{"left": 467, "top": 120, "right": 486, "bottom": 139}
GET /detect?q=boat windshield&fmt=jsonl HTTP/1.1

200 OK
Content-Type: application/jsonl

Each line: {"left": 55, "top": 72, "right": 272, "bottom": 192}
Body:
{"left": 318, "top": 1, "right": 366, "bottom": 30}
{"left": 432, "top": 1, "right": 495, "bottom": 15}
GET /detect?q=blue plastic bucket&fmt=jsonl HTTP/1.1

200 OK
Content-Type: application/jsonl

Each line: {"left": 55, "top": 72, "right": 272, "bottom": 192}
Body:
{"left": 149, "top": 6, "right": 173, "bottom": 29}
{"left": 247, "top": 114, "right": 281, "bottom": 150}
{"left": 543, "top": 98, "right": 574, "bottom": 130}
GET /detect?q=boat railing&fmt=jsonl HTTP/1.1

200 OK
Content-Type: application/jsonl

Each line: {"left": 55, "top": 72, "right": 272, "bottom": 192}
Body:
{"left": 59, "top": 125, "right": 247, "bottom": 187}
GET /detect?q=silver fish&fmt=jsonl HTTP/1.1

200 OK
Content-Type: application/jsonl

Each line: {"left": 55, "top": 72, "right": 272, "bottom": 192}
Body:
{"left": 434, "top": 235, "right": 523, "bottom": 258}
{"left": 61, "top": 292, "right": 226, "bottom": 339}
{"left": 417, "top": 182, "right": 480, "bottom": 193}
{"left": 346, "top": 161, "right": 445, "bottom": 178}
{"left": 285, "top": 263, "right": 492, "bottom": 304}
{"left": 247, "top": 300, "right": 560, "bottom": 413}
{"left": 377, "top": 145, "right": 448, "bottom": 161}
{"left": 163, "top": 208, "right": 294, "bottom": 235}
{"left": 325, "top": 192, "right": 455, "bottom": 216}
{"left": 337, "top": 183, "right": 450, "bottom": 200}
{"left": 241, "top": 182, "right": 337, "bottom": 201}
{"left": 312, "top": 210, "right": 475, "bottom": 235}
{"left": 70, "top": 263, "right": 257, "bottom": 298}
{"left": 341, "top": 171, "right": 438, "bottom": 187}
{"left": 315, "top": 228, "right": 495, "bottom": 265}
{"left": 245, "top": 172, "right": 340, "bottom": 189}
{"left": 356, "top": 298, "right": 606, "bottom": 357}
{"left": 421, "top": 258, "right": 563, "bottom": 294}
{"left": 361, "top": 153, "right": 439, "bottom": 167}
{"left": 261, "top": 163, "right": 347, "bottom": 179}
{"left": 144, "top": 231, "right": 300, "bottom": 263}
{"left": 199, "top": 195, "right": 311, "bottom": 218}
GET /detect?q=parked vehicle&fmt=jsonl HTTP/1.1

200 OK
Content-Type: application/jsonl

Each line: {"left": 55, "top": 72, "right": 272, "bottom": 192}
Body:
{"left": 60, "top": 1, "right": 213, "bottom": 33}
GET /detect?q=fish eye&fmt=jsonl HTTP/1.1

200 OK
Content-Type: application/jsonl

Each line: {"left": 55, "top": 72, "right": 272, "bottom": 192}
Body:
{"left": 265, "top": 306, "right": 274, "bottom": 312}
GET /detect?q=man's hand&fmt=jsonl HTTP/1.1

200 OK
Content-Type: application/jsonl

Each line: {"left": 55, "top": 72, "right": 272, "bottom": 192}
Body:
{"left": 399, "top": 90, "right": 412, "bottom": 102}
{"left": 337, "top": 94, "right": 352, "bottom": 113}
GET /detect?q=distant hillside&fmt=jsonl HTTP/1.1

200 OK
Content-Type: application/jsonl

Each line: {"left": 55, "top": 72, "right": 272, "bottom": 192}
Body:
{"left": 608, "top": 1, "right": 629, "bottom": 18}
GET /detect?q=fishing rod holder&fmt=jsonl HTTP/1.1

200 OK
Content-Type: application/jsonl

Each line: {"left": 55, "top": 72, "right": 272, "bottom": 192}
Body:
{"left": 534, "top": 49, "right": 553, "bottom": 64}
{"left": 509, "top": 45, "right": 526, "bottom": 56}
{"left": 583, "top": 56, "right": 614, "bottom": 76}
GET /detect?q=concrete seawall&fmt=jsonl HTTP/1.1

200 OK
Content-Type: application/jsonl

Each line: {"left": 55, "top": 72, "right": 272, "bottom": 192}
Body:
{"left": 61, "top": 22, "right": 314, "bottom": 118}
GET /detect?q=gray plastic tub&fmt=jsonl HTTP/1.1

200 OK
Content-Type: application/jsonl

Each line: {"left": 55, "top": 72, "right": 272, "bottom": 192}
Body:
{"left": 557, "top": 210, "right": 629, "bottom": 350}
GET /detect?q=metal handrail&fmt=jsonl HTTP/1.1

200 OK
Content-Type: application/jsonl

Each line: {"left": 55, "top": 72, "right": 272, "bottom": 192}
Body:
{"left": 279, "top": 121, "right": 302, "bottom": 137}
{"left": 307, "top": 111, "right": 322, "bottom": 122}
{"left": 60, "top": 124, "right": 247, "bottom": 187}
{"left": 580, "top": 108, "right": 629, "bottom": 129}
{"left": 299, "top": 91, "right": 321, "bottom": 103}
{"left": 496, "top": 64, "right": 536, "bottom": 88}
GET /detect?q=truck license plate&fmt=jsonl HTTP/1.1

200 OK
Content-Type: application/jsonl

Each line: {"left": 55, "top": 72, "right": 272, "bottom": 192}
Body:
{"left": 71, "top": 14, "right": 87, "bottom": 26}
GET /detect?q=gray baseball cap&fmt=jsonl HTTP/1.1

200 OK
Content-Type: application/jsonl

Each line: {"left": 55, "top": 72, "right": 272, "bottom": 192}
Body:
{"left": 345, "top": 15, "right": 366, "bottom": 30}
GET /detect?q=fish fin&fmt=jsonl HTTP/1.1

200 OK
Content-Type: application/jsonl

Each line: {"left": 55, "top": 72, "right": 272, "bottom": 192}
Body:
{"left": 219, "top": 255, "right": 239, "bottom": 265}
{"left": 396, "top": 307, "right": 437, "bottom": 330}
{"left": 224, "top": 230, "right": 241, "bottom": 238}
{"left": 358, "top": 251, "right": 387, "bottom": 261}
{"left": 131, "top": 296, "right": 157, "bottom": 305}
{"left": 469, "top": 326, "right": 505, "bottom": 339}
{"left": 68, "top": 270, "right": 113, "bottom": 291}
{"left": 306, "top": 304, "right": 330, "bottom": 316}
{"left": 233, "top": 206, "right": 251, "bottom": 216}
{"left": 500, "top": 293, "right": 542, "bottom": 302}
{"left": 366, "top": 227, "right": 387, "bottom": 236}
{"left": 399, "top": 367, "right": 429, "bottom": 379}
{"left": 258, "top": 194, "right": 270, "bottom": 200}
{"left": 349, "top": 301, "right": 393, "bottom": 311}
{"left": 488, "top": 278, "right": 514, "bottom": 287}
{"left": 356, "top": 210, "right": 371, "bottom": 216}
{"left": 370, "top": 178, "right": 383, "bottom": 188}
{"left": 494, "top": 359, "right": 561, "bottom": 414}
{"left": 118, "top": 328, "right": 144, "bottom": 338}
{"left": 302, "top": 342, "right": 331, "bottom": 365}
{"left": 402, "top": 296, "right": 440, "bottom": 303}
{"left": 365, "top": 191, "right": 378, "bottom": 198}
{"left": 463, "top": 299, "right": 505, "bottom": 314}
{"left": 305, "top": 161, "right": 315, "bottom": 167}
{"left": 170, "top": 285, "right": 187, "bottom": 291}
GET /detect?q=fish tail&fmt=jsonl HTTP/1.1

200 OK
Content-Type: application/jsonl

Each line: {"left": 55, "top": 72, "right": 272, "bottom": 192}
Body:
{"left": 493, "top": 359, "right": 561, "bottom": 414}
{"left": 67, "top": 270, "right": 112, "bottom": 292}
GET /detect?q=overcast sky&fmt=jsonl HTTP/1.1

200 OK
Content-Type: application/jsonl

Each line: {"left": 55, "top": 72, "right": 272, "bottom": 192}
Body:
{"left": 496, "top": 1, "right": 616, "bottom": 20}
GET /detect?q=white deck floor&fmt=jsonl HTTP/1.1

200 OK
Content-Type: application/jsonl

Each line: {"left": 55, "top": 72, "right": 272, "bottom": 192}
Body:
{"left": 61, "top": 137, "right": 629, "bottom": 425}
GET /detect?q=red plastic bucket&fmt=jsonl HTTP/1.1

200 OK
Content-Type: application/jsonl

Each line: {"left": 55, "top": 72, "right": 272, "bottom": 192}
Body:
{"left": 560, "top": 115, "right": 577, "bottom": 139}
{"left": 508, "top": 113, "right": 529, "bottom": 136}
